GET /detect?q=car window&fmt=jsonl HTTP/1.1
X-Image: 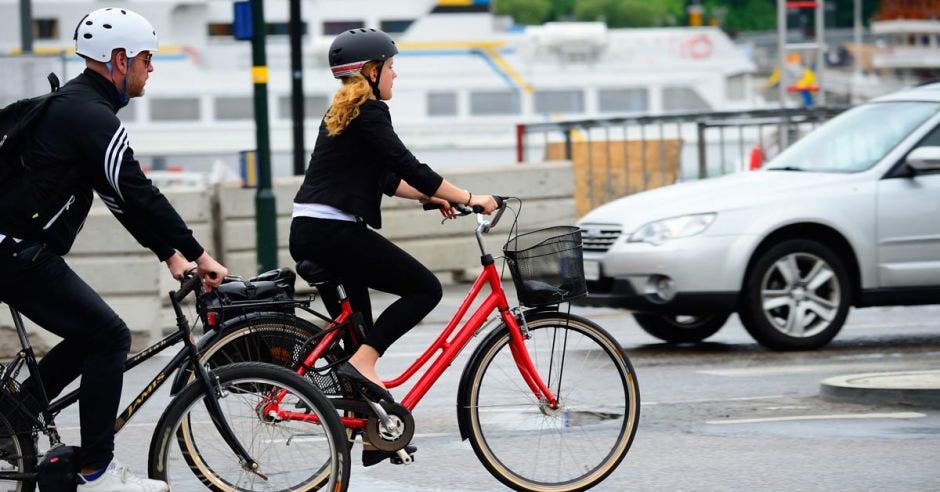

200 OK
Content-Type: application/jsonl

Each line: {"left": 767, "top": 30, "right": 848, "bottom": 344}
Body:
{"left": 766, "top": 102, "right": 940, "bottom": 173}
{"left": 915, "top": 123, "right": 940, "bottom": 147}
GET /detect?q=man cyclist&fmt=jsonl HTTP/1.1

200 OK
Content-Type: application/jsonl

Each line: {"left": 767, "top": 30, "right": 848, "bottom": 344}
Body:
{"left": 0, "top": 8, "right": 226, "bottom": 491}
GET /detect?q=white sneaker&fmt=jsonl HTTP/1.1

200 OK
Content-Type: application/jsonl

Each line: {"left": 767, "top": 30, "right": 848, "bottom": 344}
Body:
{"left": 77, "top": 459, "right": 169, "bottom": 492}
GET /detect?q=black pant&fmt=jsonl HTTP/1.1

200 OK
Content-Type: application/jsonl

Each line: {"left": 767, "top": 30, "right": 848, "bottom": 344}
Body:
{"left": 0, "top": 239, "right": 129, "bottom": 470}
{"left": 289, "top": 217, "right": 442, "bottom": 355}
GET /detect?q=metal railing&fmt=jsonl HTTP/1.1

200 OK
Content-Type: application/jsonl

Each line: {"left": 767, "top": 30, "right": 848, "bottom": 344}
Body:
{"left": 515, "top": 106, "right": 847, "bottom": 215}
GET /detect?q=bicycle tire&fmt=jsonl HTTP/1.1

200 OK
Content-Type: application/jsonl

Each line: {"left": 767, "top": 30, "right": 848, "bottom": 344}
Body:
{"left": 0, "top": 412, "right": 37, "bottom": 492}
{"left": 148, "top": 362, "right": 350, "bottom": 491}
{"left": 460, "top": 312, "right": 640, "bottom": 491}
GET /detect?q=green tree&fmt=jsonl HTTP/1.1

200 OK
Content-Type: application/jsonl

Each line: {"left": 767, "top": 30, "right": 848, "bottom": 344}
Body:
{"left": 574, "top": 0, "right": 687, "bottom": 28}
{"left": 493, "top": 0, "right": 553, "bottom": 25}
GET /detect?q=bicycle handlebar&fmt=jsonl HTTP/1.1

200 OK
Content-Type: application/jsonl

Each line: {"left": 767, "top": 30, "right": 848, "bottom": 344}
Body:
{"left": 422, "top": 195, "right": 507, "bottom": 225}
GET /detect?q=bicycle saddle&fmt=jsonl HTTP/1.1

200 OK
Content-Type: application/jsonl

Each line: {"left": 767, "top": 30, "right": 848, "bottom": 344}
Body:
{"left": 296, "top": 260, "right": 335, "bottom": 286}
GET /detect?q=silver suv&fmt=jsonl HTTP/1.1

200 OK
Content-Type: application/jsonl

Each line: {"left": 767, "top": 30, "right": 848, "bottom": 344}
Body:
{"left": 577, "top": 83, "right": 940, "bottom": 350}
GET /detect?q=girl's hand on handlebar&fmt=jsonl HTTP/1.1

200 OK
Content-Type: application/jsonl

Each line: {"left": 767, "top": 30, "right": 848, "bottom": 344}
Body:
{"left": 469, "top": 194, "right": 500, "bottom": 214}
{"left": 423, "top": 196, "right": 457, "bottom": 219}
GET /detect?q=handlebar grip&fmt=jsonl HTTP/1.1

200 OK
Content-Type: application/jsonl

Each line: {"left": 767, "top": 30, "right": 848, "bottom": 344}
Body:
{"left": 422, "top": 202, "right": 440, "bottom": 211}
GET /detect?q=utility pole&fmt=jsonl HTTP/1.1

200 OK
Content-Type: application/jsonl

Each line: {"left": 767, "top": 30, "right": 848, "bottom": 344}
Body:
{"left": 20, "top": 0, "right": 33, "bottom": 53}
{"left": 250, "top": 0, "right": 277, "bottom": 273}
{"left": 289, "top": 0, "right": 306, "bottom": 175}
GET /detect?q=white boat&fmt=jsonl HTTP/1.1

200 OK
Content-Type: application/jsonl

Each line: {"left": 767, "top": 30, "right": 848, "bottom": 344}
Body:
{"left": 0, "top": 0, "right": 763, "bottom": 175}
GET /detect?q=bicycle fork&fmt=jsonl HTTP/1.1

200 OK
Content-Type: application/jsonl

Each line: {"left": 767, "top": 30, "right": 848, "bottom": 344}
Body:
{"left": 502, "top": 310, "right": 559, "bottom": 409}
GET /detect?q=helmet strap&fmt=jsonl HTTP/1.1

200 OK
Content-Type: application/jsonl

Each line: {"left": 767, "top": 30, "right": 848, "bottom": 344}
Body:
{"left": 366, "top": 63, "right": 384, "bottom": 100}
{"left": 104, "top": 58, "right": 131, "bottom": 107}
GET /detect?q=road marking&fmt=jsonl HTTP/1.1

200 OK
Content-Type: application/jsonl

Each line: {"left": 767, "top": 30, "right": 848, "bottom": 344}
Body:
{"left": 706, "top": 412, "right": 925, "bottom": 425}
{"left": 643, "top": 395, "right": 786, "bottom": 405}
{"left": 697, "top": 361, "right": 919, "bottom": 377}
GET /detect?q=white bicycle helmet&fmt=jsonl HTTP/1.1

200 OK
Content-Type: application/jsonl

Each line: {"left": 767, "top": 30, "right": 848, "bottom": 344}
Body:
{"left": 74, "top": 7, "right": 158, "bottom": 62}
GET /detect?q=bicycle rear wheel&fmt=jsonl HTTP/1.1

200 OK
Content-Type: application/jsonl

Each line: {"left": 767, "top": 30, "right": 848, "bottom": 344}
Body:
{"left": 460, "top": 312, "right": 640, "bottom": 491}
{"left": 148, "top": 362, "right": 350, "bottom": 491}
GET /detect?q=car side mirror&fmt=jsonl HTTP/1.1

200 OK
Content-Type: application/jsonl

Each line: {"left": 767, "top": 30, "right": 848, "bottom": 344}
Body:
{"left": 906, "top": 146, "right": 940, "bottom": 172}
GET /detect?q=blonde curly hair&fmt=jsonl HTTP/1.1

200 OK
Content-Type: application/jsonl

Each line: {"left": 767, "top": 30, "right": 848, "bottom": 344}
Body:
{"left": 324, "top": 60, "right": 383, "bottom": 137}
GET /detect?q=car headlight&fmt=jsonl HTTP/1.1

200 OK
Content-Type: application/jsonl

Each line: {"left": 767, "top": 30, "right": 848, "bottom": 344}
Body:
{"left": 628, "top": 213, "right": 717, "bottom": 246}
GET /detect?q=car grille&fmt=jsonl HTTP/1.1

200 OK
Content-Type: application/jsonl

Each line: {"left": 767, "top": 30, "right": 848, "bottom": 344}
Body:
{"left": 580, "top": 224, "right": 622, "bottom": 253}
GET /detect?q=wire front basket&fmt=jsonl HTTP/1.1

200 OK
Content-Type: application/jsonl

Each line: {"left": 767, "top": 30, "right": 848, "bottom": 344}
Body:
{"left": 503, "top": 226, "right": 587, "bottom": 308}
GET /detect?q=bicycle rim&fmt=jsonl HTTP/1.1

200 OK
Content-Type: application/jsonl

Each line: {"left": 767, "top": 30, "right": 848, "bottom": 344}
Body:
{"left": 467, "top": 315, "right": 639, "bottom": 491}
{"left": 161, "top": 366, "right": 343, "bottom": 491}
{"left": 0, "top": 412, "right": 37, "bottom": 492}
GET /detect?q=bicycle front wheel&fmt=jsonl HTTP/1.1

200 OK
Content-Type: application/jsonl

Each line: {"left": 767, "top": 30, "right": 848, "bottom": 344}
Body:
{"left": 148, "top": 362, "right": 350, "bottom": 491}
{"left": 0, "top": 412, "right": 37, "bottom": 492}
{"left": 461, "top": 312, "right": 640, "bottom": 491}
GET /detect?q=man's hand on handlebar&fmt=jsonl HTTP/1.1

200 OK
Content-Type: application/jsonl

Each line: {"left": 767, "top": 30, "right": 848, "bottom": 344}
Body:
{"left": 165, "top": 253, "right": 196, "bottom": 281}
{"left": 195, "top": 251, "right": 228, "bottom": 292}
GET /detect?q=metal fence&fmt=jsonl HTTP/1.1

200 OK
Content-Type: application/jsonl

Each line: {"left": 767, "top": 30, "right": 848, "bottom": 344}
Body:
{"left": 515, "top": 106, "right": 847, "bottom": 215}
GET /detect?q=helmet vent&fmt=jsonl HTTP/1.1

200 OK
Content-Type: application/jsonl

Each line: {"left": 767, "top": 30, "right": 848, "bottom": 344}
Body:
{"left": 85, "top": 20, "right": 92, "bottom": 25}
{"left": 83, "top": 33, "right": 93, "bottom": 39}
{"left": 121, "top": 10, "right": 127, "bottom": 15}
{"left": 103, "top": 24, "right": 112, "bottom": 29}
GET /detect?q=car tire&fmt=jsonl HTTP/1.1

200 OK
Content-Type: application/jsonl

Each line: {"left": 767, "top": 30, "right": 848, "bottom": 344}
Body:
{"left": 739, "top": 239, "right": 851, "bottom": 350}
{"left": 633, "top": 312, "right": 730, "bottom": 343}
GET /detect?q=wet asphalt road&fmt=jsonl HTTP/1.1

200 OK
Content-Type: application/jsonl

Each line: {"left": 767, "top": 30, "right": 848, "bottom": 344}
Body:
{"left": 38, "top": 289, "right": 940, "bottom": 491}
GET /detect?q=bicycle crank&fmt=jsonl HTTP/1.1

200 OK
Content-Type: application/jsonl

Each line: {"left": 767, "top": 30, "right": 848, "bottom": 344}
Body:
{"left": 364, "top": 401, "right": 414, "bottom": 452}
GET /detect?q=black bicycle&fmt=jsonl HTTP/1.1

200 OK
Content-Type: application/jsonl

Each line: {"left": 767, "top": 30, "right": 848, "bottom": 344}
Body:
{"left": 0, "top": 274, "right": 350, "bottom": 491}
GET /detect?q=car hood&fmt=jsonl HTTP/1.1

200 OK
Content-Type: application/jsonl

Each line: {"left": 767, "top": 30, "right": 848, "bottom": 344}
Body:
{"left": 578, "top": 170, "right": 854, "bottom": 233}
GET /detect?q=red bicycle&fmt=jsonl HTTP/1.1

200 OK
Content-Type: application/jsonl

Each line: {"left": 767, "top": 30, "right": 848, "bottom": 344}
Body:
{"left": 193, "top": 197, "right": 640, "bottom": 491}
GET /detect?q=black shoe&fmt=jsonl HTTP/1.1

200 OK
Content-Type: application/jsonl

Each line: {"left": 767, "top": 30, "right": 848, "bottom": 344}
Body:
{"left": 336, "top": 362, "right": 394, "bottom": 402}
{"left": 362, "top": 444, "right": 417, "bottom": 467}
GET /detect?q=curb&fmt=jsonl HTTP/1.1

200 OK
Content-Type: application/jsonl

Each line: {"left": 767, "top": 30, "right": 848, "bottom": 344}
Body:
{"left": 820, "top": 370, "right": 940, "bottom": 409}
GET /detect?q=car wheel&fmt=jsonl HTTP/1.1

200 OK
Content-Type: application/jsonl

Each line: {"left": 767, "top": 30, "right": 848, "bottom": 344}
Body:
{"left": 633, "top": 312, "right": 730, "bottom": 343}
{"left": 739, "top": 239, "right": 851, "bottom": 350}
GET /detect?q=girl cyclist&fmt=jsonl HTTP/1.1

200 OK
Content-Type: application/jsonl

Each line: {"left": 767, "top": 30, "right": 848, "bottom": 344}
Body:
{"left": 288, "top": 28, "right": 498, "bottom": 466}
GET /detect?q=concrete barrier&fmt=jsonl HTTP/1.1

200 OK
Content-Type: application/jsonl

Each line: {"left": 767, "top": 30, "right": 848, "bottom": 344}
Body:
{"left": 0, "top": 161, "right": 575, "bottom": 356}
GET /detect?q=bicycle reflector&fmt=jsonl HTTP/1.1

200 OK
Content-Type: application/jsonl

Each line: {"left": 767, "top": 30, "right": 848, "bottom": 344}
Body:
{"left": 206, "top": 311, "right": 219, "bottom": 328}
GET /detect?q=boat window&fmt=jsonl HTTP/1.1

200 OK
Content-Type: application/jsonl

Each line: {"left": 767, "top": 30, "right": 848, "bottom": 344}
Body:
{"left": 427, "top": 92, "right": 457, "bottom": 117}
{"left": 598, "top": 88, "right": 648, "bottom": 113}
{"left": 470, "top": 91, "right": 520, "bottom": 115}
{"left": 380, "top": 19, "right": 414, "bottom": 34}
{"left": 766, "top": 102, "right": 940, "bottom": 173}
{"left": 32, "top": 19, "right": 58, "bottom": 40}
{"left": 277, "top": 95, "right": 330, "bottom": 120}
{"left": 150, "top": 98, "right": 200, "bottom": 122}
{"left": 726, "top": 74, "right": 747, "bottom": 101}
{"left": 323, "top": 21, "right": 365, "bottom": 35}
{"left": 208, "top": 22, "right": 308, "bottom": 37}
{"left": 534, "top": 90, "right": 584, "bottom": 114}
{"left": 215, "top": 97, "right": 254, "bottom": 121}
{"left": 662, "top": 87, "right": 711, "bottom": 112}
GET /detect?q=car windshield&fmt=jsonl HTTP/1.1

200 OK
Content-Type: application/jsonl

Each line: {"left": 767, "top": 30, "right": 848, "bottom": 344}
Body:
{"left": 765, "top": 101, "right": 940, "bottom": 173}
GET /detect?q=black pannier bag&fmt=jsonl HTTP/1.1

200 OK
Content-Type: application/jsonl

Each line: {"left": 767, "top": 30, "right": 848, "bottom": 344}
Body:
{"left": 197, "top": 268, "right": 297, "bottom": 328}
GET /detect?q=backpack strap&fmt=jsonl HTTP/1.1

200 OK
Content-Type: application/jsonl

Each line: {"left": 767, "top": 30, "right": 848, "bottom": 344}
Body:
{"left": 47, "top": 73, "right": 60, "bottom": 93}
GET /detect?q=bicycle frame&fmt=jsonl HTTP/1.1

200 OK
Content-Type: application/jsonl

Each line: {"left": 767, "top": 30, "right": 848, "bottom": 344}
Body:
{"left": 268, "top": 207, "right": 559, "bottom": 430}
{"left": 0, "top": 275, "right": 260, "bottom": 477}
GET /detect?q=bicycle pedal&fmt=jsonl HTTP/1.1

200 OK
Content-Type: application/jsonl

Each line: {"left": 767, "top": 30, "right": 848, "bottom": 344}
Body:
{"left": 391, "top": 449, "right": 414, "bottom": 465}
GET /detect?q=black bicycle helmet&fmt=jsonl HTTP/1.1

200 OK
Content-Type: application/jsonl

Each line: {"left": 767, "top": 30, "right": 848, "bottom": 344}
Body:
{"left": 329, "top": 28, "right": 398, "bottom": 99}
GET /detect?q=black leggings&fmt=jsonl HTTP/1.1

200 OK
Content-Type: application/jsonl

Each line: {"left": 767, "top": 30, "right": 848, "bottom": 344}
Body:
{"left": 289, "top": 217, "right": 442, "bottom": 355}
{"left": 0, "top": 240, "right": 130, "bottom": 470}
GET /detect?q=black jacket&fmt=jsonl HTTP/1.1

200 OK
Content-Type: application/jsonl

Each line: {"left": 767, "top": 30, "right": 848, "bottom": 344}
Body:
{"left": 294, "top": 100, "right": 444, "bottom": 229}
{"left": 0, "top": 69, "right": 203, "bottom": 261}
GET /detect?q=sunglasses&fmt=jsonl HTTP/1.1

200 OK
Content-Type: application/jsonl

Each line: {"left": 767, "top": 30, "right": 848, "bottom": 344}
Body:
{"left": 137, "top": 52, "right": 153, "bottom": 67}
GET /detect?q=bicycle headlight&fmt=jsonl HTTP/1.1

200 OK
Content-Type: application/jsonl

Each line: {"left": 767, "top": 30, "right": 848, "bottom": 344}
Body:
{"left": 628, "top": 213, "right": 717, "bottom": 246}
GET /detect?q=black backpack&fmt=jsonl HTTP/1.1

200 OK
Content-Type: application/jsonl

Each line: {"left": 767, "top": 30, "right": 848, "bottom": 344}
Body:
{"left": 0, "top": 73, "right": 61, "bottom": 174}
